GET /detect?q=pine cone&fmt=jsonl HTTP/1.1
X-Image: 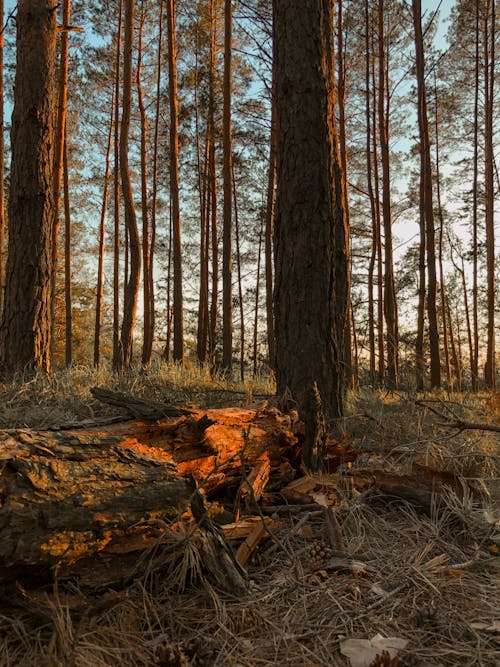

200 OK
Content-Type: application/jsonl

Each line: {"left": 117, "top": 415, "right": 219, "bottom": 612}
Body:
{"left": 308, "top": 539, "right": 334, "bottom": 567}
{"left": 369, "top": 650, "right": 401, "bottom": 667}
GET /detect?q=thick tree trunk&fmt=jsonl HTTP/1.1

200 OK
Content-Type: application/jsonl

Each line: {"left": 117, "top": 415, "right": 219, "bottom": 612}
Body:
{"left": 0, "top": 0, "right": 57, "bottom": 374}
{"left": 0, "top": 401, "right": 297, "bottom": 583}
{"left": 273, "top": 0, "right": 347, "bottom": 469}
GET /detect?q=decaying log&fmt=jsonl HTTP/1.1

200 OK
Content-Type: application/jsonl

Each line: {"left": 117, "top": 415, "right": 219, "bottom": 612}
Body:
{"left": 0, "top": 403, "right": 298, "bottom": 585}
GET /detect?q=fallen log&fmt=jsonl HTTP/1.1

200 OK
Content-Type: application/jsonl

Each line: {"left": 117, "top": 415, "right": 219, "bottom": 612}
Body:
{"left": 0, "top": 404, "right": 298, "bottom": 586}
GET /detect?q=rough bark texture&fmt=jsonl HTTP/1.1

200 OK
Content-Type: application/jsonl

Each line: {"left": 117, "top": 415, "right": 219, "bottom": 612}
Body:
{"left": 273, "top": 0, "right": 347, "bottom": 469}
{"left": 0, "top": 403, "right": 297, "bottom": 582}
{"left": 0, "top": 0, "right": 57, "bottom": 373}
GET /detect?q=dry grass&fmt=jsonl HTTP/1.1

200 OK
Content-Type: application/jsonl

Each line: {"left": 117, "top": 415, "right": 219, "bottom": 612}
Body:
{"left": 0, "top": 368, "right": 499, "bottom": 666}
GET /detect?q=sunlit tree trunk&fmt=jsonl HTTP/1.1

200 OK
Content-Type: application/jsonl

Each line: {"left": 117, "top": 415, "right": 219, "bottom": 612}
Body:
{"left": 274, "top": 0, "right": 348, "bottom": 469}
{"left": 136, "top": 3, "right": 153, "bottom": 366}
{"left": 166, "top": 0, "right": 183, "bottom": 364}
{"left": 195, "top": 38, "right": 209, "bottom": 364}
{"left": 148, "top": 1, "right": 162, "bottom": 366}
{"left": 208, "top": 0, "right": 218, "bottom": 369}
{"left": 365, "top": 0, "right": 376, "bottom": 384}
{"left": 112, "top": 0, "right": 123, "bottom": 370}
{"left": 0, "top": 0, "right": 57, "bottom": 374}
{"left": 222, "top": 0, "right": 233, "bottom": 371}
{"left": 63, "top": 131, "right": 72, "bottom": 366}
{"left": 119, "top": 0, "right": 141, "bottom": 369}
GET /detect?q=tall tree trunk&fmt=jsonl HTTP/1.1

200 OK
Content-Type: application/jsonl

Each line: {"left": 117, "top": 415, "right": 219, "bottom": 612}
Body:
{"left": 119, "top": 0, "right": 141, "bottom": 369}
{"left": 365, "top": 0, "right": 376, "bottom": 384}
{"left": 337, "top": 0, "right": 352, "bottom": 390}
{"left": 415, "top": 138, "right": 426, "bottom": 391}
{"left": 63, "top": 130, "right": 72, "bottom": 366}
{"left": 254, "top": 219, "right": 263, "bottom": 377}
{"left": 371, "top": 34, "right": 384, "bottom": 386}
{"left": 484, "top": 0, "right": 496, "bottom": 389}
{"left": 378, "top": 0, "right": 398, "bottom": 388}
{"left": 148, "top": 0, "right": 163, "bottom": 367}
{"left": 265, "top": 69, "right": 277, "bottom": 372}
{"left": 112, "top": 0, "right": 123, "bottom": 370}
{"left": 412, "top": 0, "right": 440, "bottom": 389}
{"left": 233, "top": 164, "right": 245, "bottom": 382}
{"left": 137, "top": 3, "right": 153, "bottom": 366}
{"left": 471, "top": 0, "right": 480, "bottom": 391}
{"left": 208, "top": 0, "right": 218, "bottom": 370}
{"left": 434, "top": 76, "right": 451, "bottom": 389}
{"left": 50, "top": 0, "right": 71, "bottom": 360}
{"left": 0, "top": 0, "right": 57, "bottom": 374}
{"left": 0, "top": 0, "right": 5, "bottom": 320}
{"left": 222, "top": 0, "right": 233, "bottom": 371}
{"left": 195, "top": 38, "right": 209, "bottom": 365}
{"left": 94, "top": 95, "right": 114, "bottom": 368}
{"left": 274, "top": 0, "right": 348, "bottom": 470}
{"left": 166, "top": 0, "right": 183, "bottom": 364}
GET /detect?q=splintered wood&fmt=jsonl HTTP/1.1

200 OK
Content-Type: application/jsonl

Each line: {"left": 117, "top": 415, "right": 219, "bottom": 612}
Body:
{"left": 0, "top": 398, "right": 297, "bottom": 586}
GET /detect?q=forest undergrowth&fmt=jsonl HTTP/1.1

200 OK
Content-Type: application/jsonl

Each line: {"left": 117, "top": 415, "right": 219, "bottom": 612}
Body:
{"left": 0, "top": 365, "right": 498, "bottom": 666}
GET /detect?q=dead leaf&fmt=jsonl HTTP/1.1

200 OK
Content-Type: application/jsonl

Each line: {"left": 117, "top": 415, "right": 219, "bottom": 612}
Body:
{"left": 340, "top": 634, "right": 408, "bottom": 667}
{"left": 470, "top": 620, "right": 500, "bottom": 633}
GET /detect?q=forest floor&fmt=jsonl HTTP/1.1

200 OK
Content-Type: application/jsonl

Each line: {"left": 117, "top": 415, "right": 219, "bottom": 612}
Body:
{"left": 0, "top": 365, "right": 498, "bottom": 666}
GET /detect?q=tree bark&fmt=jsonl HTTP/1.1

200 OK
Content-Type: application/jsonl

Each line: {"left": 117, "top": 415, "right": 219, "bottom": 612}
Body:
{"left": 50, "top": 0, "right": 71, "bottom": 360}
{"left": 0, "top": 0, "right": 5, "bottom": 320}
{"left": 119, "top": 0, "right": 141, "bottom": 370}
{"left": 378, "top": 0, "right": 398, "bottom": 388}
{"left": 137, "top": 3, "right": 153, "bottom": 367}
{"left": 166, "top": 0, "right": 184, "bottom": 364}
{"left": 0, "top": 0, "right": 57, "bottom": 374}
{"left": 273, "top": 0, "right": 347, "bottom": 470}
{"left": 94, "top": 94, "right": 114, "bottom": 368}
{"left": 0, "top": 402, "right": 297, "bottom": 582}
{"left": 222, "top": 0, "right": 233, "bottom": 371}
{"left": 483, "top": 0, "right": 496, "bottom": 389}
{"left": 112, "top": 0, "right": 123, "bottom": 370}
